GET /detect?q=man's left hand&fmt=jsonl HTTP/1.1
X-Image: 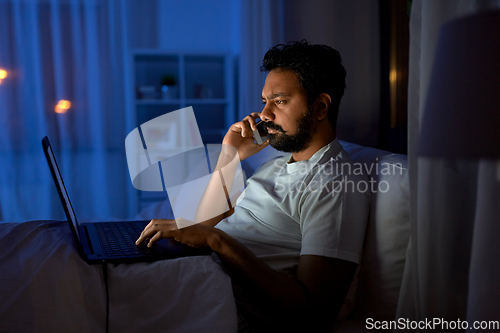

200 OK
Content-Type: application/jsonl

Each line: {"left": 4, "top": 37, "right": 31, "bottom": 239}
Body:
{"left": 135, "top": 218, "right": 220, "bottom": 250}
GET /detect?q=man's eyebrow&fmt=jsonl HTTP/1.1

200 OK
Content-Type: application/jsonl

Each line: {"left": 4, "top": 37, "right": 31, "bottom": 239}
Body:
{"left": 261, "top": 93, "right": 289, "bottom": 100}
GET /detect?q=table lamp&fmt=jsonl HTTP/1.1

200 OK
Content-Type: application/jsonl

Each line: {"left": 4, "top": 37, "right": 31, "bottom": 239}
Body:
{"left": 417, "top": 10, "right": 500, "bottom": 167}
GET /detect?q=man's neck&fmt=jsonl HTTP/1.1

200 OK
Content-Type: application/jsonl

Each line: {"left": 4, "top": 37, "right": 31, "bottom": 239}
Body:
{"left": 291, "top": 132, "right": 336, "bottom": 162}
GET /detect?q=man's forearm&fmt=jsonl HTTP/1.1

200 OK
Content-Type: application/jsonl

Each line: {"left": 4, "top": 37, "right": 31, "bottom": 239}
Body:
{"left": 199, "top": 208, "right": 234, "bottom": 227}
{"left": 208, "top": 229, "right": 317, "bottom": 323}
{"left": 193, "top": 149, "right": 241, "bottom": 226}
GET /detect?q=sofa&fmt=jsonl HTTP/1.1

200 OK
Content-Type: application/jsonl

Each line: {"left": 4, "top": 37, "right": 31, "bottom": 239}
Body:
{"left": 0, "top": 140, "right": 410, "bottom": 332}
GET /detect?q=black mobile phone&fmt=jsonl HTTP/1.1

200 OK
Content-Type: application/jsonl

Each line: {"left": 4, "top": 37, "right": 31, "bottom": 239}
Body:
{"left": 253, "top": 121, "right": 268, "bottom": 145}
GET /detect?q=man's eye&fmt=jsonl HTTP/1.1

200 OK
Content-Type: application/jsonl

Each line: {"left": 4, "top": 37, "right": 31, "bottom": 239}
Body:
{"left": 276, "top": 100, "right": 285, "bottom": 105}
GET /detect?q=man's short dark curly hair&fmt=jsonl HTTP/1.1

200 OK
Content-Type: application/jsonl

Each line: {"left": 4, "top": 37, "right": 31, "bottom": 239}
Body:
{"left": 261, "top": 40, "right": 346, "bottom": 129}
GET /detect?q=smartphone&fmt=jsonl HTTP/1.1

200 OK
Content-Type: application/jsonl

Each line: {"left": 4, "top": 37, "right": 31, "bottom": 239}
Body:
{"left": 252, "top": 121, "right": 268, "bottom": 145}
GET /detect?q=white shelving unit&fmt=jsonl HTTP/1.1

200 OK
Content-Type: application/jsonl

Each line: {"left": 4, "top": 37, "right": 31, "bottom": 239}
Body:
{"left": 124, "top": 50, "right": 235, "bottom": 215}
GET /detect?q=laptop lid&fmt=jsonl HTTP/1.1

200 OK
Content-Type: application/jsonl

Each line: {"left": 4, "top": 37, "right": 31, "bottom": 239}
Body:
{"left": 42, "top": 136, "right": 84, "bottom": 253}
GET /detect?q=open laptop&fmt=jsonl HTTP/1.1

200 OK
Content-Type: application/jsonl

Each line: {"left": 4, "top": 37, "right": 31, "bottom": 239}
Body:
{"left": 42, "top": 136, "right": 211, "bottom": 264}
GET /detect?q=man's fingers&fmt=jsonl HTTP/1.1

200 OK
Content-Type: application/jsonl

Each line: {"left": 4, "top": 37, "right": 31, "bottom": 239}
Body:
{"left": 230, "top": 123, "right": 243, "bottom": 134}
{"left": 140, "top": 219, "right": 176, "bottom": 235}
{"left": 146, "top": 230, "right": 163, "bottom": 247}
{"left": 146, "top": 229, "right": 179, "bottom": 247}
{"left": 233, "top": 112, "right": 262, "bottom": 136}
{"left": 241, "top": 120, "right": 249, "bottom": 137}
{"left": 232, "top": 121, "right": 254, "bottom": 138}
{"left": 135, "top": 234, "right": 144, "bottom": 245}
{"left": 245, "top": 112, "right": 261, "bottom": 131}
{"left": 244, "top": 115, "right": 258, "bottom": 131}
{"left": 243, "top": 119, "right": 257, "bottom": 138}
{"left": 136, "top": 220, "right": 179, "bottom": 245}
{"left": 143, "top": 219, "right": 155, "bottom": 231}
{"left": 136, "top": 225, "right": 157, "bottom": 245}
{"left": 135, "top": 231, "right": 148, "bottom": 245}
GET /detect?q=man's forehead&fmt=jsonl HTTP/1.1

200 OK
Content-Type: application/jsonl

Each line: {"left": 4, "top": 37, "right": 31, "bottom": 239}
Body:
{"left": 261, "top": 92, "right": 289, "bottom": 100}
{"left": 262, "top": 70, "right": 301, "bottom": 99}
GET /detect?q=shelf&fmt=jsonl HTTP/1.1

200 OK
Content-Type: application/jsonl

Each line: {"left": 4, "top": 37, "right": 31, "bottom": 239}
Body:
{"left": 186, "top": 99, "right": 227, "bottom": 105}
{"left": 185, "top": 55, "right": 225, "bottom": 99}
{"left": 126, "top": 51, "right": 235, "bottom": 216}
{"left": 135, "top": 98, "right": 228, "bottom": 106}
{"left": 136, "top": 99, "right": 181, "bottom": 105}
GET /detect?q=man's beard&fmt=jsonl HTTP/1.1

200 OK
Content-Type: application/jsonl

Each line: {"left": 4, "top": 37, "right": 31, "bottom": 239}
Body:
{"left": 263, "top": 107, "right": 316, "bottom": 153}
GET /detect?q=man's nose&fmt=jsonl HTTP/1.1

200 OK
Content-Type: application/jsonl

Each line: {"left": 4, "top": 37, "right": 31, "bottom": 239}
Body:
{"left": 260, "top": 102, "right": 275, "bottom": 122}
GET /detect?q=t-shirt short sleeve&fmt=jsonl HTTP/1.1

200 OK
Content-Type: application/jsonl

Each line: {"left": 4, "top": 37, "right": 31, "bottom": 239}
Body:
{"left": 299, "top": 173, "right": 370, "bottom": 265}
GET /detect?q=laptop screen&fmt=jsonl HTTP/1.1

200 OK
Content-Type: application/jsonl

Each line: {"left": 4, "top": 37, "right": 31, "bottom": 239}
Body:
{"left": 43, "top": 138, "right": 80, "bottom": 240}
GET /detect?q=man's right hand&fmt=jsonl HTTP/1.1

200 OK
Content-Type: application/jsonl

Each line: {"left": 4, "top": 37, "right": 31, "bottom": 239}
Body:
{"left": 223, "top": 112, "right": 269, "bottom": 161}
{"left": 135, "top": 218, "right": 178, "bottom": 246}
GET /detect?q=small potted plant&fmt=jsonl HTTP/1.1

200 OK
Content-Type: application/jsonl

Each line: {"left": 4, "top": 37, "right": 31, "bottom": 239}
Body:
{"left": 160, "top": 75, "right": 178, "bottom": 99}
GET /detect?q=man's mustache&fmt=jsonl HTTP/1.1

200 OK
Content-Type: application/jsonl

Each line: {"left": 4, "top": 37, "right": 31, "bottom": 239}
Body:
{"left": 263, "top": 122, "right": 285, "bottom": 133}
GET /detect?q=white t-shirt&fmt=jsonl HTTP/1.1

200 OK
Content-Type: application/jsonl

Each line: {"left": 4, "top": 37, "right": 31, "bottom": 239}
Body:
{"left": 216, "top": 139, "right": 370, "bottom": 318}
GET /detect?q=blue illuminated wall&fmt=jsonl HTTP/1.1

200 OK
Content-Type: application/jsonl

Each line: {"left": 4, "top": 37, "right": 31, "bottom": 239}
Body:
{"left": 0, "top": 0, "right": 243, "bottom": 222}
{"left": 0, "top": 0, "right": 382, "bottom": 222}
{"left": 158, "top": 0, "right": 241, "bottom": 53}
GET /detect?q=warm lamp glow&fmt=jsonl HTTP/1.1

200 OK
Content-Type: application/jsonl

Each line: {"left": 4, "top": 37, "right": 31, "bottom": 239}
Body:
{"left": 58, "top": 100, "right": 71, "bottom": 109}
{"left": 0, "top": 69, "right": 7, "bottom": 84}
{"left": 55, "top": 100, "right": 71, "bottom": 113}
{"left": 389, "top": 69, "right": 397, "bottom": 84}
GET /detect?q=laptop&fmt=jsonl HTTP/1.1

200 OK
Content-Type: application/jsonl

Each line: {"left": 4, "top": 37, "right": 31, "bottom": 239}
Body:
{"left": 42, "top": 136, "right": 211, "bottom": 264}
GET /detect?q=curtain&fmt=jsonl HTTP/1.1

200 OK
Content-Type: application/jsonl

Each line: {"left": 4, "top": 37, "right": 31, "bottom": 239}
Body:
{"left": 396, "top": 0, "right": 500, "bottom": 329}
{"left": 238, "top": 0, "right": 284, "bottom": 121}
{"left": 0, "top": 0, "right": 132, "bottom": 222}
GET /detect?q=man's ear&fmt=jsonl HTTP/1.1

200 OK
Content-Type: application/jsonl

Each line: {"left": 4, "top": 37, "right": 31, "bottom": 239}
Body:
{"left": 314, "top": 93, "right": 332, "bottom": 121}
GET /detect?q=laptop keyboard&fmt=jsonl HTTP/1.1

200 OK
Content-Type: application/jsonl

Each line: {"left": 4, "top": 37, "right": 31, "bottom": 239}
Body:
{"left": 95, "top": 222, "right": 160, "bottom": 257}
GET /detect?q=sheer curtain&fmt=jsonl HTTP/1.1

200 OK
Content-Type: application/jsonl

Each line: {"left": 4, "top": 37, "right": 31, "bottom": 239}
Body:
{"left": 396, "top": 0, "right": 500, "bottom": 328}
{"left": 238, "top": 0, "right": 284, "bottom": 120}
{"left": 0, "top": 0, "right": 132, "bottom": 222}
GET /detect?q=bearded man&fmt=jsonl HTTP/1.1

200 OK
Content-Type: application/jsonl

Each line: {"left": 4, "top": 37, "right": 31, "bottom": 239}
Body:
{"left": 137, "top": 40, "right": 370, "bottom": 332}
